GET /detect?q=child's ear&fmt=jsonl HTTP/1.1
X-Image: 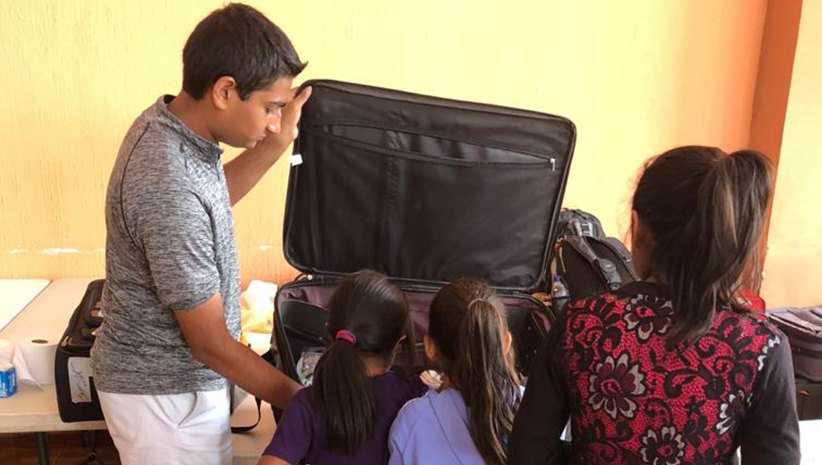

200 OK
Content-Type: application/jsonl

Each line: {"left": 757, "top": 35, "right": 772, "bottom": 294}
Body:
{"left": 210, "top": 76, "right": 236, "bottom": 110}
{"left": 503, "top": 330, "right": 513, "bottom": 356}
{"left": 391, "top": 334, "right": 407, "bottom": 355}
{"left": 423, "top": 335, "right": 437, "bottom": 362}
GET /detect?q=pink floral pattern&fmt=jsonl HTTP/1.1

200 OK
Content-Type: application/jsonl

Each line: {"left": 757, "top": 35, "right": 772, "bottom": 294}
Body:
{"left": 561, "top": 285, "right": 781, "bottom": 465}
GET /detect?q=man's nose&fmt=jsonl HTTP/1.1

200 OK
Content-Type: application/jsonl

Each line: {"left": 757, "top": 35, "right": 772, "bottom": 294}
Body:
{"left": 267, "top": 110, "right": 282, "bottom": 133}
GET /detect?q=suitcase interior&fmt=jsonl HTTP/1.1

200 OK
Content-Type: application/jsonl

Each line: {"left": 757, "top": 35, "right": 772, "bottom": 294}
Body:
{"left": 273, "top": 283, "right": 550, "bottom": 384}
{"left": 274, "top": 80, "right": 575, "bottom": 385}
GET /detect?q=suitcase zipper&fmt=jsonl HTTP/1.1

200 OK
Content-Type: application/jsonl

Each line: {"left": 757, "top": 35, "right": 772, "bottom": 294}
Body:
{"left": 306, "top": 122, "right": 557, "bottom": 168}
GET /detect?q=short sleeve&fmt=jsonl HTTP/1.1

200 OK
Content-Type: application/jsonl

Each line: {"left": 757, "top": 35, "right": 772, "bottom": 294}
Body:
{"left": 263, "top": 390, "right": 314, "bottom": 463}
{"left": 127, "top": 182, "right": 220, "bottom": 311}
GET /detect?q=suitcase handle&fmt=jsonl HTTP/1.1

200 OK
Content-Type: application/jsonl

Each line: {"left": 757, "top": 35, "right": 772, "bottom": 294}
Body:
{"left": 781, "top": 312, "right": 822, "bottom": 334}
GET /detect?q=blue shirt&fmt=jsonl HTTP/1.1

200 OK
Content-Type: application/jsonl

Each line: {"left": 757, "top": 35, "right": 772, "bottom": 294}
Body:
{"left": 389, "top": 387, "right": 522, "bottom": 465}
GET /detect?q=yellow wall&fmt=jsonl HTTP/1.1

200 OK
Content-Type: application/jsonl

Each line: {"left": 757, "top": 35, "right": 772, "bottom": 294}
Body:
{"left": 761, "top": 0, "right": 822, "bottom": 307}
{"left": 0, "top": 1, "right": 774, "bottom": 290}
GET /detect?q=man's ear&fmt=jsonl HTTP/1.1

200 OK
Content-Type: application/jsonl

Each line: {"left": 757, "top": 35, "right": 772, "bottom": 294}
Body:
{"left": 423, "top": 335, "right": 437, "bottom": 362}
{"left": 210, "top": 76, "right": 236, "bottom": 110}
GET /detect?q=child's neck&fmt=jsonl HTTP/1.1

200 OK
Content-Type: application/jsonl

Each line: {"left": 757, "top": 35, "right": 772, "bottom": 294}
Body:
{"left": 364, "top": 357, "right": 389, "bottom": 378}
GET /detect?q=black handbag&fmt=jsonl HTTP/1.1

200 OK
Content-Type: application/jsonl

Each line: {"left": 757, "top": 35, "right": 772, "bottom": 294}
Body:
{"left": 54, "top": 279, "right": 105, "bottom": 422}
{"left": 768, "top": 307, "right": 822, "bottom": 382}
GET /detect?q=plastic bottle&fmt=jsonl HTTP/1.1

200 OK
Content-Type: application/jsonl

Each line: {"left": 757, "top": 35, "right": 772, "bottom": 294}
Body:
{"left": 551, "top": 276, "right": 570, "bottom": 315}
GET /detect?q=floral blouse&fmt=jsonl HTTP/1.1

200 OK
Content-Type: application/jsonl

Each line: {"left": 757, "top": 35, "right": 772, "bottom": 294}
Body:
{"left": 508, "top": 282, "right": 800, "bottom": 465}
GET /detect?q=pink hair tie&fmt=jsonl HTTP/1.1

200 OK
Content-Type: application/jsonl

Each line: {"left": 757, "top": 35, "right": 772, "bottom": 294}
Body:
{"left": 335, "top": 329, "right": 357, "bottom": 345}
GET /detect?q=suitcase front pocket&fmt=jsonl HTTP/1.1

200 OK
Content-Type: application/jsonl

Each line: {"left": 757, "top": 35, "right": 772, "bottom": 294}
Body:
{"left": 289, "top": 131, "right": 563, "bottom": 288}
{"left": 317, "top": 123, "right": 556, "bottom": 166}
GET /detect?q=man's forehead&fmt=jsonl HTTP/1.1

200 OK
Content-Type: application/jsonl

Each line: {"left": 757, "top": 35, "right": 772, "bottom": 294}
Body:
{"left": 255, "top": 76, "right": 294, "bottom": 100}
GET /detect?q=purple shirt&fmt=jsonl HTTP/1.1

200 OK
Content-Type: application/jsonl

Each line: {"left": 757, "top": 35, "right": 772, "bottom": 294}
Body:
{"left": 264, "top": 371, "right": 426, "bottom": 465}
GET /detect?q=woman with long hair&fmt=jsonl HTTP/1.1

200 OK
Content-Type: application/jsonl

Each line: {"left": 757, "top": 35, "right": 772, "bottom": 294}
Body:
{"left": 509, "top": 146, "right": 800, "bottom": 465}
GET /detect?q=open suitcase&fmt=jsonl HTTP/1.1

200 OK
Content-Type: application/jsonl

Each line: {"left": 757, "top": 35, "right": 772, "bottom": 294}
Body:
{"left": 271, "top": 80, "right": 576, "bottom": 386}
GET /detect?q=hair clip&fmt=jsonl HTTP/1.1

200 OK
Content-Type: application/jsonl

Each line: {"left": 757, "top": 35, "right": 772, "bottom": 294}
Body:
{"left": 335, "top": 329, "right": 357, "bottom": 345}
{"left": 468, "top": 298, "right": 488, "bottom": 307}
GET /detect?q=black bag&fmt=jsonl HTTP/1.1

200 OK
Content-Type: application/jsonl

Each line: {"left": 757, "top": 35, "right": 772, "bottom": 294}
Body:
{"left": 54, "top": 279, "right": 105, "bottom": 422}
{"left": 549, "top": 208, "right": 638, "bottom": 312}
{"left": 767, "top": 307, "right": 822, "bottom": 382}
{"left": 271, "top": 79, "right": 576, "bottom": 387}
{"left": 795, "top": 377, "right": 822, "bottom": 420}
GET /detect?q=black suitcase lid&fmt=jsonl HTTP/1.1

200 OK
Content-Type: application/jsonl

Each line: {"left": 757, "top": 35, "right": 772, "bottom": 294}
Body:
{"left": 283, "top": 80, "right": 576, "bottom": 292}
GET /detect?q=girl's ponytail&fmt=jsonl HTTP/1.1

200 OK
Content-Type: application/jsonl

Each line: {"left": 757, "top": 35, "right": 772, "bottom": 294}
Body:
{"left": 312, "top": 332, "right": 375, "bottom": 454}
{"left": 430, "top": 279, "right": 521, "bottom": 465}
{"left": 633, "top": 147, "right": 773, "bottom": 345}
{"left": 311, "top": 270, "right": 410, "bottom": 454}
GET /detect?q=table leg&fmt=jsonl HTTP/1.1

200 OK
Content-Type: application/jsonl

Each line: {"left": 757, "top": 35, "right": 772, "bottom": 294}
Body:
{"left": 35, "top": 432, "right": 50, "bottom": 465}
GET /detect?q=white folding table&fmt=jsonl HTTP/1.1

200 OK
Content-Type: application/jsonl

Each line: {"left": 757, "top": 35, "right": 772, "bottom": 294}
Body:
{"left": 0, "top": 278, "right": 275, "bottom": 465}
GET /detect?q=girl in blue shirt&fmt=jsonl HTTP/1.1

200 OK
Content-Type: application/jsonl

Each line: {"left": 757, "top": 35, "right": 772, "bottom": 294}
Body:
{"left": 389, "top": 278, "right": 522, "bottom": 465}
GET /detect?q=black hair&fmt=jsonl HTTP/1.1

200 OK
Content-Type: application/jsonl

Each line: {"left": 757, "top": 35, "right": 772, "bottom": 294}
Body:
{"left": 182, "top": 3, "right": 306, "bottom": 100}
{"left": 429, "top": 278, "right": 521, "bottom": 465}
{"left": 311, "top": 270, "right": 411, "bottom": 454}
{"left": 632, "top": 146, "right": 774, "bottom": 345}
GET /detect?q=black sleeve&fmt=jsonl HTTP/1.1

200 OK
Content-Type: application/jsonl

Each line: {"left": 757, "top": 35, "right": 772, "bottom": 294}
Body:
{"left": 738, "top": 333, "right": 801, "bottom": 465}
{"left": 508, "top": 310, "right": 570, "bottom": 465}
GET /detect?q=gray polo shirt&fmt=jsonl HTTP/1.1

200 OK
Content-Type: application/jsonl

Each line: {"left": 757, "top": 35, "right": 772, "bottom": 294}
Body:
{"left": 91, "top": 96, "right": 241, "bottom": 395}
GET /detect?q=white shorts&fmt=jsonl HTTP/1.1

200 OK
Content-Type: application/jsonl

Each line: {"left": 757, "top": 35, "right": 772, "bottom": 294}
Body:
{"left": 98, "top": 388, "right": 232, "bottom": 465}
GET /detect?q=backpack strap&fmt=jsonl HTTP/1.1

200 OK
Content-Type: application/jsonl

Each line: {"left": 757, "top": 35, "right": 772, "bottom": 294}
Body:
{"left": 601, "top": 237, "right": 639, "bottom": 281}
{"left": 230, "top": 394, "right": 263, "bottom": 434}
{"left": 565, "top": 236, "right": 623, "bottom": 291}
{"left": 229, "top": 348, "right": 275, "bottom": 434}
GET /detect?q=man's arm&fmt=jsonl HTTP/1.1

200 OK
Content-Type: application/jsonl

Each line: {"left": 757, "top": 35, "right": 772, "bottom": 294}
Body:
{"left": 174, "top": 293, "right": 300, "bottom": 409}
{"left": 224, "top": 86, "right": 312, "bottom": 205}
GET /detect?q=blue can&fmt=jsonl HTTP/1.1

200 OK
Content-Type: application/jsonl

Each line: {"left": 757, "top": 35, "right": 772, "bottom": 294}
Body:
{"left": 0, "top": 362, "right": 17, "bottom": 398}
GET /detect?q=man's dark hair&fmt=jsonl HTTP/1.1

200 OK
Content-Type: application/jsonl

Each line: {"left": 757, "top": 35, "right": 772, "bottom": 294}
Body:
{"left": 182, "top": 3, "right": 306, "bottom": 100}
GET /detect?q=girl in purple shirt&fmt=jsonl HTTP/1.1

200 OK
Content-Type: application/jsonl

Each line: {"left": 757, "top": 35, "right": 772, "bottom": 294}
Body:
{"left": 259, "top": 270, "right": 426, "bottom": 465}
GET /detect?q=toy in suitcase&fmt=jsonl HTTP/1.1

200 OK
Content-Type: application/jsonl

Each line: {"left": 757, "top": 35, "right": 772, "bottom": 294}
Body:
{"left": 54, "top": 279, "right": 105, "bottom": 422}
{"left": 271, "top": 80, "right": 576, "bottom": 388}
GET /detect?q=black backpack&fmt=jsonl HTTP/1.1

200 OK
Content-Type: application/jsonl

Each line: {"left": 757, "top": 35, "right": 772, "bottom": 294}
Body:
{"left": 549, "top": 209, "right": 638, "bottom": 312}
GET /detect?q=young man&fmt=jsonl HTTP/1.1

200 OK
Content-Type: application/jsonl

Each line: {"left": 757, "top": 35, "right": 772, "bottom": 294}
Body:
{"left": 90, "top": 4, "right": 310, "bottom": 464}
